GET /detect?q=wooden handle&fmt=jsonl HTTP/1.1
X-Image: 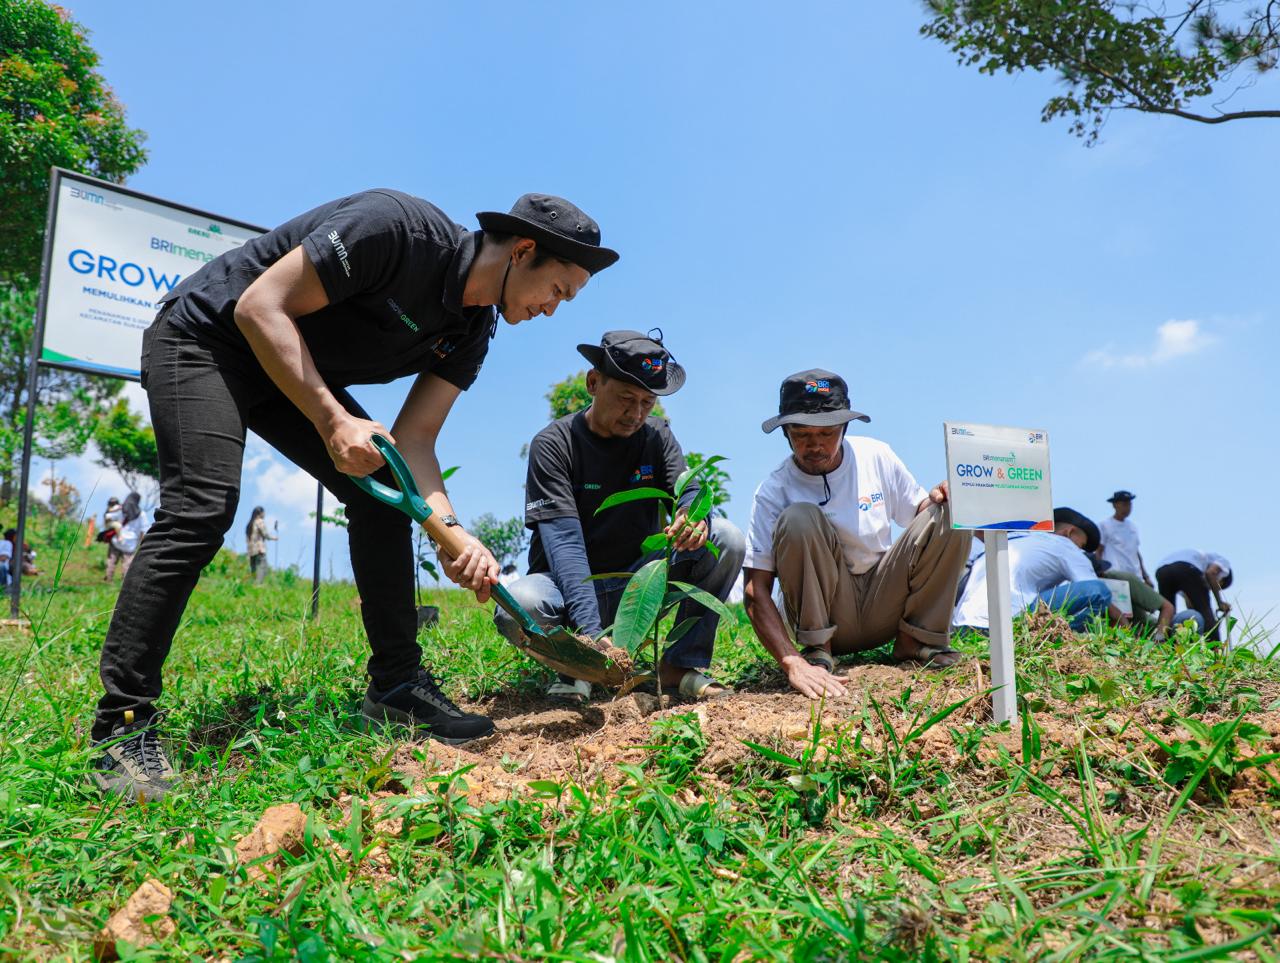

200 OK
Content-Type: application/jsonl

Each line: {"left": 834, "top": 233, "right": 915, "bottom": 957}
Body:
{"left": 422, "top": 512, "right": 471, "bottom": 559}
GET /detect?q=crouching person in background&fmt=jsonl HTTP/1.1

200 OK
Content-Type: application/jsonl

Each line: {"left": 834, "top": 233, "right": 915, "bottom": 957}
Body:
{"left": 495, "top": 330, "right": 745, "bottom": 703}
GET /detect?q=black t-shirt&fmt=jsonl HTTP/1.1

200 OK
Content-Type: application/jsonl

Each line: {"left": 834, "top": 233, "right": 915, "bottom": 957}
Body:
{"left": 525, "top": 412, "right": 691, "bottom": 575}
{"left": 160, "top": 189, "right": 495, "bottom": 389}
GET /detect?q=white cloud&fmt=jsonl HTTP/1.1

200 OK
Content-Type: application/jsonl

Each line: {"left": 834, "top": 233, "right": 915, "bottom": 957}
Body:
{"left": 242, "top": 435, "right": 330, "bottom": 528}
{"left": 1083, "top": 319, "right": 1215, "bottom": 369}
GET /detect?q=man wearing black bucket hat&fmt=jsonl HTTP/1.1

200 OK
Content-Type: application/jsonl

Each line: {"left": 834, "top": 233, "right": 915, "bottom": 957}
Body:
{"left": 1098, "top": 490, "right": 1153, "bottom": 587}
{"left": 742, "top": 370, "right": 971, "bottom": 700}
{"left": 88, "top": 189, "right": 617, "bottom": 802}
{"left": 496, "top": 330, "right": 745, "bottom": 703}
{"left": 955, "top": 507, "right": 1123, "bottom": 632}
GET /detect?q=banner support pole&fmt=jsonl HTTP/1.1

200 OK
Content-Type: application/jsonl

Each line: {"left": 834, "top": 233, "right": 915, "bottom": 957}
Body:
{"left": 309, "top": 482, "right": 323, "bottom": 619}
{"left": 984, "top": 529, "right": 1017, "bottom": 725}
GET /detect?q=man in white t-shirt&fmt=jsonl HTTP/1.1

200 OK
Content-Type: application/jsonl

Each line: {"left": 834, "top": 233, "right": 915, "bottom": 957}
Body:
{"left": 1098, "top": 490, "right": 1151, "bottom": 586}
{"left": 1154, "top": 549, "right": 1233, "bottom": 643}
{"left": 954, "top": 507, "right": 1119, "bottom": 631}
{"left": 0, "top": 536, "right": 12, "bottom": 587}
{"left": 742, "top": 369, "right": 971, "bottom": 700}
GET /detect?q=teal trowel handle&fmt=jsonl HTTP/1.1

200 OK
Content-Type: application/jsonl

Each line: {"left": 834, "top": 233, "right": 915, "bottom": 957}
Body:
{"left": 347, "top": 435, "right": 433, "bottom": 526}
{"left": 346, "top": 434, "right": 547, "bottom": 642}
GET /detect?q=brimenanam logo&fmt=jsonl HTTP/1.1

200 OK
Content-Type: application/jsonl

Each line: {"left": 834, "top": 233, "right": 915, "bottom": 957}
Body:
{"left": 857, "top": 492, "right": 885, "bottom": 512}
{"left": 805, "top": 379, "right": 831, "bottom": 394}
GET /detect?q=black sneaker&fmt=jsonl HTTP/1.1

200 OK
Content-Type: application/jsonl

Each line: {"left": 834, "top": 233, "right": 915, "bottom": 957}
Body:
{"left": 362, "top": 669, "right": 495, "bottom": 745}
{"left": 91, "top": 710, "right": 175, "bottom": 803}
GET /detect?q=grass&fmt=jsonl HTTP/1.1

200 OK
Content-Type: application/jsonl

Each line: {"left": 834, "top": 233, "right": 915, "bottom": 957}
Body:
{"left": 2, "top": 517, "right": 1280, "bottom": 960}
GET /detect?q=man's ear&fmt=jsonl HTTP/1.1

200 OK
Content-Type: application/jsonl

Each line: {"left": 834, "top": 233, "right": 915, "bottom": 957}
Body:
{"left": 511, "top": 237, "right": 537, "bottom": 265}
{"left": 585, "top": 368, "right": 601, "bottom": 398}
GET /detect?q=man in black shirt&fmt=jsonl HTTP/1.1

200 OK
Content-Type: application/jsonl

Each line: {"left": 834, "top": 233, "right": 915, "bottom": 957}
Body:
{"left": 91, "top": 191, "right": 618, "bottom": 802}
{"left": 496, "top": 330, "right": 745, "bottom": 703}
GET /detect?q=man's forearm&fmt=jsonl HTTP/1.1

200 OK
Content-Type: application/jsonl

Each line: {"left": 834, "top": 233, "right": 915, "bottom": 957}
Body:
{"left": 235, "top": 306, "right": 346, "bottom": 430}
{"left": 744, "top": 575, "right": 802, "bottom": 666}
{"left": 395, "top": 430, "right": 460, "bottom": 521}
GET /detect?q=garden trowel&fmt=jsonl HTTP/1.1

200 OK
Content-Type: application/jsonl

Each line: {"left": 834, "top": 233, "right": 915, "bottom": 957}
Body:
{"left": 348, "top": 435, "right": 630, "bottom": 687}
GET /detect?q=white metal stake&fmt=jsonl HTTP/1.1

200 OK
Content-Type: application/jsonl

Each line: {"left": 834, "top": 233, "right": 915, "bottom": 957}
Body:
{"left": 984, "top": 529, "right": 1017, "bottom": 724}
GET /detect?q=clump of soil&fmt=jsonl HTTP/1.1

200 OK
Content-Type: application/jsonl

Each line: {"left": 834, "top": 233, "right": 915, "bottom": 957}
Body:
{"left": 93, "top": 878, "right": 174, "bottom": 961}
{"left": 234, "top": 803, "right": 307, "bottom": 879}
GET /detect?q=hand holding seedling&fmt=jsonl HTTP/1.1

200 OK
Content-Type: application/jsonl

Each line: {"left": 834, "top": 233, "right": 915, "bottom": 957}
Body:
{"left": 436, "top": 532, "right": 500, "bottom": 602}
{"left": 324, "top": 413, "right": 393, "bottom": 475}
{"left": 665, "top": 509, "right": 708, "bottom": 552}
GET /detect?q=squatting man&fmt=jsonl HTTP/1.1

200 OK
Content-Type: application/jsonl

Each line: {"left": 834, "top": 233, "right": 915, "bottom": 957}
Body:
{"left": 742, "top": 370, "right": 971, "bottom": 700}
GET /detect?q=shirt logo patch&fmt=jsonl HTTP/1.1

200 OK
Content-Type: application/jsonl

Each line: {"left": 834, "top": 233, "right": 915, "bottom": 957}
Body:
{"left": 526, "top": 498, "right": 553, "bottom": 511}
{"left": 857, "top": 492, "right": 884, "bottom": 512}
{"left": 805, "top": 379, "right": 831, "bottom": 394}
{"left": 431, "top": 337, "right": 455, "bottom": 359}
{"left": 387, "top": 298, "right": 418, "bottom": 332}
{"left": 583, "top": 483, "right": 601, "bottom": 491}
{"left": 631, "top": 465, "right": 655, "bottom": 483}
{"left": 327, "top": 230, "right": 352, "bottom": 277}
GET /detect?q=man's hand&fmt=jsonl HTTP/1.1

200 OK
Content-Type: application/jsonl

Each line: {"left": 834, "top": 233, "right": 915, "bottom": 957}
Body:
{"left": 665, "top": 509, "right": 708, "bottom": 553}
{"left": 324, "top": 413, "right": 393, "bottom": 475}
{"left": 918, "top": 480, "right": 949, "bottom": 513}
{"left": 782, "top": 654, "right": 846, "bottom": 700}
{"left": 1218, "top": 600, "right": 1232, "bottom": 615}
{"left": 436, "top": 531, "right": 501, "bottom": 602}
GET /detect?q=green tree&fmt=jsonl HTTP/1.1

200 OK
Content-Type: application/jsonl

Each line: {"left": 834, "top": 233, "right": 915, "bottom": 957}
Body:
{"left": 0, "top": 1, "right": 149, "bottom": 502}
{"left": 469, "top": 513, "right": 528, "bottom": 568}
{"left": 684, "top": 451, "right": 731, "bottom": 518}
{"left": 921, "top": 0, "right": 1280, "bottom": 144}
{"left": 94, "top": 397, "right": 159, "bottom": 502}
{"left": 1, "top": 0, "right": 148, "bottom": 284}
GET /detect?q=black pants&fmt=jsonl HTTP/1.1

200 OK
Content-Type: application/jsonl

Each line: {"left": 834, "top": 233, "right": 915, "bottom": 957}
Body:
{"left": 1155, "top": 561, "right": 1219, "bottom": 643}
{"left": 93, "top": 314, "right": 420, "bottom": 740}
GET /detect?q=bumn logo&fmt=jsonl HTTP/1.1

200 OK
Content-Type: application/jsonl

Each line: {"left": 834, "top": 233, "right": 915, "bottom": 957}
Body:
{"left": 328, "top": 230, "right": 351, "bottom": 277}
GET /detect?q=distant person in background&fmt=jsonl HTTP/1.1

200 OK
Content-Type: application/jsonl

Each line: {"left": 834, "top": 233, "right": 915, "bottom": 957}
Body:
{"left": 0, "top": 532, "right": 12, "bottom": 587}
{"left": 245, "top": 506, "right": 277, "bottom": 582}
{"left": 1098, "top": 490, "right": 1152, "bottom": 586}
{"left": 1155, "top": 550, "right": 1233, "bottom": 643}
{"left": 955, "top": 508, "right": 1122, "bottom": 632}
{"left": 3, "top": 528, "right": 37, "bottom": 578}
{"left": 104, "top": 493, "right": 149, "bottom": 582}
{"left": 1095, "top": 567, "right": 1203, "bottom": 641}
{"left": 98, "top": 496, "right": 124, "bottom": 567}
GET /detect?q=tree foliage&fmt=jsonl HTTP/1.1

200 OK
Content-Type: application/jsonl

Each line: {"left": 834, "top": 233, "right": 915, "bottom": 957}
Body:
{"left": 1, "top": 0, "right": 148, "bottom": 284}
{"left": 684, "top": 451, "right": 731, "bottom": 518}
{"left": 921, "top": 0, "right": 1280, "bottom": 143}
{"left": 94, "top": 397, "right": 159, "bottom": 502}
{"left": 469, "top": 513, "right": 528, "bottom": 568}
{"left": 545, "top": 370, "right": 666, "bottom": 421}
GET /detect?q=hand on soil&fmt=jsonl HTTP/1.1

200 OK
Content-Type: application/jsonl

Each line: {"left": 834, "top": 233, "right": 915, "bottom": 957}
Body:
{"left": 784, "top": 656, "right": 846, "bottom": 700}
{"left": 437, "top": 535, "right": 500, "bottom": 602}
{"left": 324, "top": 414, "right": 392, "bottom": 475}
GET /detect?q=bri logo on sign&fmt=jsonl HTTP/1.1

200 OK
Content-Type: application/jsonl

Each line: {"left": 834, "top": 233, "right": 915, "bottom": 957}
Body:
{"left": 805, "top": 379, "right": 831, "bottom": 394}
{"left": 857, "top": 492, "right": 884, "bottom": 512}
{"left": 631, "top": 464, "right": 655, "bottom": 483}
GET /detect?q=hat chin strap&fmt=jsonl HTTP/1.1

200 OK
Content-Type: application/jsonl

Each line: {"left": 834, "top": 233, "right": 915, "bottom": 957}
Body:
{"left": 496, "top": 257, "right": 514, "bottom": 319}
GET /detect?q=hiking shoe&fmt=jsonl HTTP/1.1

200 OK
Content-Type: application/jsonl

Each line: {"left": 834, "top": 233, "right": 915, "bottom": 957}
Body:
{"left": 91, "top": 710, "right": 175, "bottom": 803}
{"left": 362, "top": 668, "right": 495, "bottom": 745}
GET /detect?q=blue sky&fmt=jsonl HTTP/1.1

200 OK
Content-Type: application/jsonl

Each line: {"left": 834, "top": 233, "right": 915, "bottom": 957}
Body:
{"left": 48, "top": 1, "right": 1280, "bottom": 637}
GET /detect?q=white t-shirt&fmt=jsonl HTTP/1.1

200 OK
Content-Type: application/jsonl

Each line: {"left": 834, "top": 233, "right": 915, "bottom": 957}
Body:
{"left": 1159, "top": 549, "right": 1232, "bottom": 580}
{"left": 0, "top": 539, "right": 12, "bottom": 563}
{"left": 1099, "top": 516, "right": 1142, "bottom": 575}
{"left": 744, "top": 436, "right": 927, "bottom": 576}
{"left": 954, "top": 531, "right": 1097, "bottom": 629}
{"left": 112, "top": 512, "right": 151, "bottom": 554}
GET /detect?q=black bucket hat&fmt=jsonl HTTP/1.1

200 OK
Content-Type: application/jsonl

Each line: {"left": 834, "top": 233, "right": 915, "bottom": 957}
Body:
{"left": 762, "top": 369, "right": 870, "bottom": 434}
{"left": 1106, "top": 490, "right": 1136, "bottom": 503}
{"left": 477, "top": 194, "right": 619, "bottom": 275}
{"left": 1054, "top": 507, "right": 1100, "bottom": 554}
{"left": 577, "top": 328, "right": 686, "bottom": 396}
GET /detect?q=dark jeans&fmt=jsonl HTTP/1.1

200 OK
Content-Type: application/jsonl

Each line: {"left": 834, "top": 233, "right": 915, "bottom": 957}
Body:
{"left": 1156, "top": 561, "right": 1220, "bottom": 643}
{"left": 92, "top": 313, "right": 420, "bottom": 740}
{"left": 493, "top": 518, "right": 746, "bottom": 676}
{"left": 249, "top": 552, "right": 268, "bottom": 582}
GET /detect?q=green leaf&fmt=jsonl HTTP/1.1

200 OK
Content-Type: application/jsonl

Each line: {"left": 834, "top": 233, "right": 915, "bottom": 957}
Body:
{"left": 666, "top": 580, "right": 734, "bottom": 621}
{"left": 665, "top": 616, "right": 701, "bottom": 644}
{"left": 611, "top": 558, "right": 669, "bottom": 652}
{"left": 743, "top": 740, "right": 801, "bottom": 769}
{"left": 594, "top": 487, "right": 673, "bottom": 514}
{"left": 641, "top": 532, "right": 671, "bottom": 554}
{"left": 674, "top": 455, "right": 727, "bottom": 499}
{"left": 441, "top": 465, "right": 461, "bottom": 482}
{"left": 685, "top": 485, "right": 715, "bottom": 526}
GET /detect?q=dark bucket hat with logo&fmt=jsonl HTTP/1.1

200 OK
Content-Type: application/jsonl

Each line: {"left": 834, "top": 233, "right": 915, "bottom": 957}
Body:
{"left": 477, "top": 194, "right": 619, "bottom": 275}
{"left": 761, "top": 369, "right": 870, "bottom": 434}
{"left": 1106, "top": 490, "right": 1136, "bottom": 503}
{"left": 1053, "top": 507, "right": 1101, "bottom": 554}
{"left": 577, "top": 328, "right": 686, "bottom": 396}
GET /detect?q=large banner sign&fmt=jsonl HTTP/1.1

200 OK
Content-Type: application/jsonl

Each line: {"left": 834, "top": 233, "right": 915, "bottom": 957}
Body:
{"left": 38, "top": 169, "right": 263, "bottom": 379}
{"left": 944, "top": 422, "right": 1054, "bottom": 531}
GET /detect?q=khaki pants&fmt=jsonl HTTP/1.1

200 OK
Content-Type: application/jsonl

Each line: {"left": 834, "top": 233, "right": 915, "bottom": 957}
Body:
{"left": 773, "top": 502, "right": 970, "bottom": 653}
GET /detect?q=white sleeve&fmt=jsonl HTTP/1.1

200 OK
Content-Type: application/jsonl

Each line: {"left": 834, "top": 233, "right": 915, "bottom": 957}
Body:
{"left": 743, "top": 479, "right": 786, "bottom": 572}
{"left": 1062, "top": 544, "right": 1097, "bottom": 583}
{"left": 888, "top": 450, "right": 929, "bottom": 529}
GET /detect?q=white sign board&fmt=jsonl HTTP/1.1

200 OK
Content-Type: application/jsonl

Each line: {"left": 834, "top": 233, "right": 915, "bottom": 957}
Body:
{"left": 39, "top": 169, "right": 263, "bottom": 379}
{"left": 1102, "top": 578, "right": 1133, "bottom": 617}
{"left": 944, "top": 422, "right": 1053, "bottom": 532}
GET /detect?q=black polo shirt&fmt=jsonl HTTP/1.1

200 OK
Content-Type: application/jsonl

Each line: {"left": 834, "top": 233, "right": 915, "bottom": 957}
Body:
{"left": 525, "top": 411, "right": 693, "bottom": 575}
{"left": 160, "top": 189, "right": 495, "bottom": 389}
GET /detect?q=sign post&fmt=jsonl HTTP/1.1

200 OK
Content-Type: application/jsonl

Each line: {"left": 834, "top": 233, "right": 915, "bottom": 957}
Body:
{"left": 944, "top": 423, "right": 1054, "bottom": 725}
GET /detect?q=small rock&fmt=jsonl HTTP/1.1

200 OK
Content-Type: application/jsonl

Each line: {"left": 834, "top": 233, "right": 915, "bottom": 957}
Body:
{"left": 235, "top": 803, "right": 307, "bottom": 877}
{"left": 93, "top": 878, "right": 175, "bottom": 961}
